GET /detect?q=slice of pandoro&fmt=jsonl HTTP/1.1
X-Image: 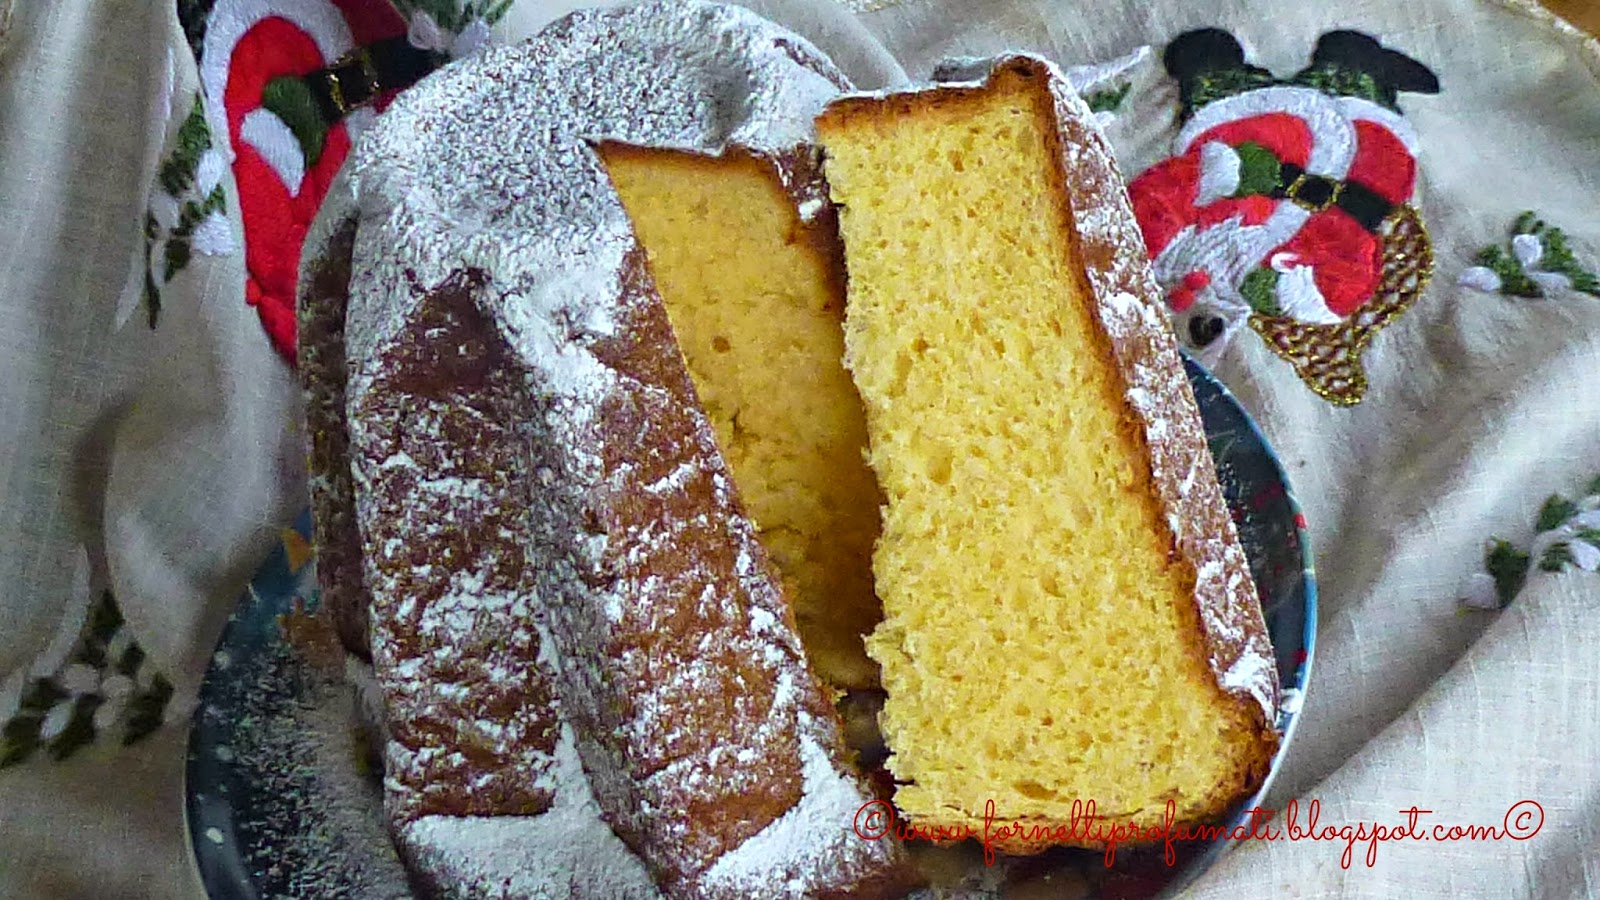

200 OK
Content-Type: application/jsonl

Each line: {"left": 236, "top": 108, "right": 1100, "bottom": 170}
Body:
{"left": 815, "top": 56, "right": 1280, "bottom": 844}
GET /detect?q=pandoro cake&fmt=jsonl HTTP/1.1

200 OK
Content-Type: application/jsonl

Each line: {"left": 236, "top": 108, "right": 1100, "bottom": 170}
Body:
{"left": 299, "top": 7, "right": 1283, "bottom": 893}
{"left": 815, "top": 56, "right": 1280, "bottom": 842}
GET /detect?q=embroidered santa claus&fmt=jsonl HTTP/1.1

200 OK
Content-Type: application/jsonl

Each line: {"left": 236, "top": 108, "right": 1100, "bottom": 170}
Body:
{"left": 1128, "top": 29, "right": 1439, "bottom": 396}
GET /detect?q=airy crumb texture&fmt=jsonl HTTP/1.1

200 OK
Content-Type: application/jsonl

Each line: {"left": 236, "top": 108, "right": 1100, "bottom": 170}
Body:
{"left": 817, "top": 59, "right": 1276, "bottom": 839}
{"left": 602, "top": 145, "right": 885, "bottom": 690}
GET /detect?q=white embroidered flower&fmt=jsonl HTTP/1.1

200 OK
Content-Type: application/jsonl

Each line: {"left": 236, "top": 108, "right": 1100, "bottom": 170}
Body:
{"left": 1457, "top": 266, "right": 1502, "bottom": 293}
{"left": 100, "top": 673, "right": 134, "bottom": 700}
{"left": 38, "top": 701, "right": 75, "bottom": 741}
{"left": 58, "top": 663, "right": 99, "bottom": 695}
{"left": 1169, "top": 280, "right": 1251, "bottom": 369}
{"left": 452, "top": 19, "right": 492, "bottom": 58}
{"left": 93, "top": 691, "right": 127, "bottom": 733}
{"left": 1062, "top": 44, "right": 1151, "bottom": 95}
{"left": 1461, "top": 571, "right": 1501, "bottom": 610}
{"left": 408, "top": 11, "right": 492, "bottom": 59}
{"left": 407, "top": 10, "right": 447, "bottom": 52}
{"left": 1512, "top": 232, "right": 1544, "bottom": 268}
{"left": 195, "top": 148, "right": 227, "bottom": 198}
{"left": 1530, "top": 271, "right": 1572, "bottom": 295}
{"left": 1569, "top": 539, "right": 1600, "bottom": 571}
{"left": 150, "top": 191, "right": 182, "bottom": 231}
{"left": 191, "top": 209, "right": 237, "bottom": 257}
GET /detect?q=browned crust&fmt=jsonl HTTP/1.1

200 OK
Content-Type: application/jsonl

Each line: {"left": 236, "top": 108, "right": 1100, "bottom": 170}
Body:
{"left": 550, "top": 248, "right": 911, "bottom": 895}
{"left": 354, "top": 275, "right": 561, "bottom": 822}
{"left": 297, "top": 213, "right": 374, "bottom": 660}
{"left": 817, "top": 57, "right": 1279, "bottom": 845}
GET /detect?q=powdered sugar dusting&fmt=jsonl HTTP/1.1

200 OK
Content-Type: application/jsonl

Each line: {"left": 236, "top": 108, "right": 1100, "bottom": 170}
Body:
{"left": 401, "top": 723, "right": 659, "bottom": 900}
{"left": 699, "top": 732, "right": 873, "bottom": 895}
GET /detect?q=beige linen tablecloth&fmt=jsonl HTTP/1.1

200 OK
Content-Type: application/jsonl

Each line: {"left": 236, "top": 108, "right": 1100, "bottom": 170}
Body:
{"left": 1, "top": 0, "right": 1597, "bottom": 896}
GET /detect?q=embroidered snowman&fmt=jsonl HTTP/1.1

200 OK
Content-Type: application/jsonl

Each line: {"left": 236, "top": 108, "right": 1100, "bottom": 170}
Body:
{"left": 1128, "top": 29, "right": 1440, "bottom": 404}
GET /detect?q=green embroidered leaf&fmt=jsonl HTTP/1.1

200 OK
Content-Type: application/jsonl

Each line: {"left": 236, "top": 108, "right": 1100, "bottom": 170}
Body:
{"left": 261, "top": 76, "right": 329, "bottom": 168}
{"left": 75, "top": 636, "right": 106, "bottom": 671}
{"left": 1512, "top": 210, "right": 1540, "bottom": 236}
{"left": 124, "top": 675, "right": 174, "bottom": 746}
{"left": 1536, "top": 494, "right": 1577, "bottom": 532}
{"left": 481, "top": 0, "right": 515, "bottom": 25}
{"left": 1239, "top": 267, "right": 1282, "bottom": 316}
{"left": 1540, "top": 541, "right": 1574, "bottom": 573}
{"left": 173, "top": 198, "right": 207, "bottom": 239}
{"left": 157, "top": 98, "right": 212, "bottom": 197}
{"left": 0, "top": 715, "right": 43, "bottom": 769}
{"left": 20, "top": 679, "right": 67, "bottom": 714}
{"left": 117, "top": 644, "right": 146, "bottom": 678}
{"left": 1085, "top": 82, "right": 1132, "bottom": 114}
{"left": 46, "top": 696, "right": 104, "bottom": 762}
{"left": 1231, "top": 142, "right": 1281, "bottom": 198}
{"left": 1576, "top": 527, "right": 1600, "bottom": 546}
{"left": 1537, "top": 227, "right": 1600, "bottom": 296}
{"left": 1486, "top": 539, "right": 1531, "bottom": 606}
{"left": 89, "top": 590, "right": 124, "bottom": 639}
{"left": 143, "top": 267, "right": 162, "bottom": 330}
{"left": 203, "top": 183, "right": 227, "bottom": 215}
{"left": 164, "top": 238, "right": 193, "bottom": 283}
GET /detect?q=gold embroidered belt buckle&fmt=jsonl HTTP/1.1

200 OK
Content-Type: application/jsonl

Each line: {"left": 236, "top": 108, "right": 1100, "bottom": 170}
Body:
{"left": 324, "top": 47, "right": 382, "bottom": 116}
{"left": 1282, "top": 170, "right": 1344, "bottom": 214}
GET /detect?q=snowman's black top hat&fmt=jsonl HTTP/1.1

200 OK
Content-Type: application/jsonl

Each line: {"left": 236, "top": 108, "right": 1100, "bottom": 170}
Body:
{"left": 1164, "top": 28, "right": 1440, "bottom": 119}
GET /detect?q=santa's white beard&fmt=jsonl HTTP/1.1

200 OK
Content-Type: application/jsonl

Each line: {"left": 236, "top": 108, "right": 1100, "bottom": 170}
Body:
{"left": 1152, "top": 204, "right": 1309, "bottom": 290}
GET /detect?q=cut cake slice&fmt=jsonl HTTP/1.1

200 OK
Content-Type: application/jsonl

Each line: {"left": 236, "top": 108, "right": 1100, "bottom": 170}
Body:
{"left": 815, "top": 56, "right": 1280, "bottom": 841}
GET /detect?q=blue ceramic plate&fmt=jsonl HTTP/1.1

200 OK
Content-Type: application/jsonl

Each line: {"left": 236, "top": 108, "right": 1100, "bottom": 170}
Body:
{"left": 185, "top": 356, "right": 1316, "bottom": 900}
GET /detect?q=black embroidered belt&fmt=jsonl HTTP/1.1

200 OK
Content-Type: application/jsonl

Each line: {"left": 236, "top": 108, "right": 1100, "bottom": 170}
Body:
{"left": 304, "top": 38, "right": 442, "bottom": 122}
{"left": 1273, "top": 161, "right": 1394, "bottom": 233}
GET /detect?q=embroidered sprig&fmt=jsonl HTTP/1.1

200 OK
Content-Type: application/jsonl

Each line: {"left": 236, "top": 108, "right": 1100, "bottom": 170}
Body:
{"left": 141, "top": 96, "right": 234, "bottom": 328}
{"left": 1462, "top": 476, "right": 1600, "bottom": 610}
{"left": 396, "top": 0, "right": 512, "bottom": 58}
{"left": 1459, "top": 212, "right": 1600, "bottom": 298}
{"left": 1, "top": 591, "right": 175, "bottom": 768}
{"left": 1084, "top": 82, "right": 1132, "bottom": 114}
